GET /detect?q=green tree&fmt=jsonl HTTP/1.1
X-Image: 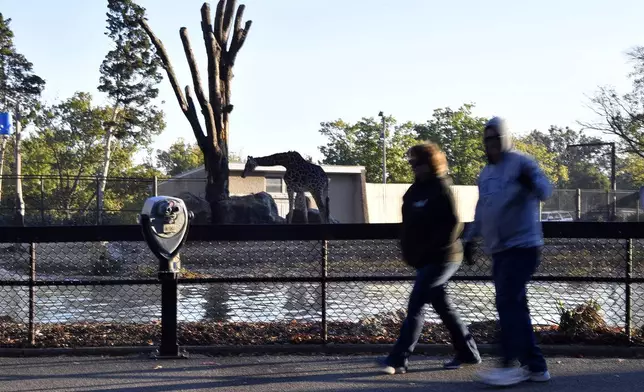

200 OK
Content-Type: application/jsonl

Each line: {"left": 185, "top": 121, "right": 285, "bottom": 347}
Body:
{"left": 318, "top": 117, "right": 417, "bottom": 183}
{"left": 0, "top": 12, "right": 45, "bottom": 215}
{"left": 23, "top": 92, "right": 144, "bottom": 224}
{"left": 156, "top": 138, "right": 202, "bottom": 176}
{"left": 414, "top": 104, "right": 487, "bottom": 185}
{"left": 523, "top": 126, "right": 610, "bottom": 189}
{"left": 0, "top": 13, "right": 45, "bottom": 111}
{"left": 97, "top": 0, "right": 165, "bottom": 217}
{"left": 514, "top": 137, "right": 568, "bottom": 185}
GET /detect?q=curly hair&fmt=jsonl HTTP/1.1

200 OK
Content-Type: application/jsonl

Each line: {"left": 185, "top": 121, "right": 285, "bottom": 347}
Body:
{"left": 407, "top": 142, "right": 449, "bottom": 177}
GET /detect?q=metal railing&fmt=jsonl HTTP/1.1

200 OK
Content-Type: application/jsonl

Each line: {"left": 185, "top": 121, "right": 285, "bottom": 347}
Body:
{"left": 0, "top": 222, "right": 643, "bottom": 349}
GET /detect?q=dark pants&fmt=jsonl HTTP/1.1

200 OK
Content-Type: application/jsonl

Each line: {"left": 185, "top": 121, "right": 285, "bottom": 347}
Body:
{"left": 492, "top": 247, "right": 547, "bottom": 372}
{"left": 388, "top": 262, "right": 480, "bottom": 364}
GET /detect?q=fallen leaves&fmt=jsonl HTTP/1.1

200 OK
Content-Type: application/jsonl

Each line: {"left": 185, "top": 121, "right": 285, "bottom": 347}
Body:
{"left": 0, "top": 319, "right": 637, "bottom": 348}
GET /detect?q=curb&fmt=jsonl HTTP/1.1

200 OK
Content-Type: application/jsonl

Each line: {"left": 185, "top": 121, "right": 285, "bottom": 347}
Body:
{"left": 1, "top": 344, "right": 643, "bottom": 358}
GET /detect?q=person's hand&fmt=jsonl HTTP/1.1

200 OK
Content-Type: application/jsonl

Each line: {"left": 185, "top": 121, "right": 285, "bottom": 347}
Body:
{"left": 463, "top": 241, "right": 475, "bottom": 265}
{"left": 517, "top": 169, "right": 534, "bottom": 192}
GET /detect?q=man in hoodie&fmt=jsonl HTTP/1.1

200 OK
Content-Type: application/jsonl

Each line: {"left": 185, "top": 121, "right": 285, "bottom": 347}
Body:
{"left": 463, "top": 117, "right": 553, "bottom": 387}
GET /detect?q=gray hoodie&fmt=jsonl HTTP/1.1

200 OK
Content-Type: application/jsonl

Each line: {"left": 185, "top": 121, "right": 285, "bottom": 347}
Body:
{"left": 464, "top": 117, "right": 553, "bottom": 254}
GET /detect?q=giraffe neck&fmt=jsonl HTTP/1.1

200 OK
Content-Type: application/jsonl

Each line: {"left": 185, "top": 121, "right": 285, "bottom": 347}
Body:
{"left": 254, "top": 152, "right": 302, "bottom": 168}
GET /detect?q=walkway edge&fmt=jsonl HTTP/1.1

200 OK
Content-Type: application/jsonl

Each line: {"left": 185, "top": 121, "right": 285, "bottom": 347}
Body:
{"left": 1, "top": 344, "right": 643, "bottom": 358}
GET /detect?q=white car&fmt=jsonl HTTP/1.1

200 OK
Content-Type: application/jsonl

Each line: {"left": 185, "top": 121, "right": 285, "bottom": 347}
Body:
{"left": 541, "top": 211, "right": 574, "bottom": 222}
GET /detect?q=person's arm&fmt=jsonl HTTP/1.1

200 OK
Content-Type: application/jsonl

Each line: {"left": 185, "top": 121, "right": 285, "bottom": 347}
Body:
{"left": 517, "top": 155, "right": 553, "bottom": 201}
{"left": 425, "top": 183, "right": 458, "bottom": 250}
{"left": 463, "top": 180, "right": 482, "bottom": 242}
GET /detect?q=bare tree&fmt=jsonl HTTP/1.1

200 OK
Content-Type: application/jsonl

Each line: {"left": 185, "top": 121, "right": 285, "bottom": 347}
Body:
{"left": 580, "top": 47, "right": 644, "bottom": 158}
{"left": 140, "top": 1, "right": 251, "bottom": 223}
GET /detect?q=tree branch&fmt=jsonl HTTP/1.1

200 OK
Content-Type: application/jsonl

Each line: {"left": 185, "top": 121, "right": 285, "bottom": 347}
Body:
{"left": 184, "top": 86, "right": 210, "bottom": 151}
{"left": 214, "top": 0, "right": 226, "bottom": 48}
{"left": 221, "top": 0, "right": 237, "bottom": 48}
{"left": 138, "top": 18, "right": 188, "bottom": 114}
{"left": 229, "top": 10, "right": 251, "bottom": 65}
{"left": 180, "top": 27, "right": 218, "bottom": 148}
{"left": 201, "top": 4, "right": 223, "bottom": 136}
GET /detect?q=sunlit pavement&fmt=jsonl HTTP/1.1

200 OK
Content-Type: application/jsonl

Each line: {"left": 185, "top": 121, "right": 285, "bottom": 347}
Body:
{"left": 0, "top": 354, "right": 643, "bottom": 391}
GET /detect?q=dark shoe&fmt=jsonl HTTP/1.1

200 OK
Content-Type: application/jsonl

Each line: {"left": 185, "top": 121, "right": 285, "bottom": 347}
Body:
{"left": 443, "top": 357, "right": 481, "bottom": 370}
{"left": 378, "top": 357, "right": 408, "bottom": 375}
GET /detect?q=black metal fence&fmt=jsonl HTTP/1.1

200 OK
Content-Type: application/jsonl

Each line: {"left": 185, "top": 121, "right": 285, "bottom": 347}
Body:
{"left": 0, "top": 222, "right": 643, "bottom": 350}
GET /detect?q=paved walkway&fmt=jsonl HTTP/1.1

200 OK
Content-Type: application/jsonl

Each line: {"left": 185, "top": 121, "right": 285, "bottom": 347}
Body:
{"left": 0, "top": 354, "right": 643, "bottom": 391}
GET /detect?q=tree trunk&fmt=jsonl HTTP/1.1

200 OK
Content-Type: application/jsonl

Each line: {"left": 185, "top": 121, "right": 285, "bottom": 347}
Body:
{"left": 13, "top": 108, "right": 24, "bottom": 227}
{"left": 0, "top": 137, "right": 7, "bottom": 203}
{"left": 204, "top": 148, "right": 229, "bottom": 223}
{"left": 97, "top": 105, "right": 119, "bottom": 224}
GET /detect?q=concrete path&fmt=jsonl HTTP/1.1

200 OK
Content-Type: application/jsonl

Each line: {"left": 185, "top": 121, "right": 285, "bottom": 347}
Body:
{"left": 0, "top": 354, "right": 642, "bottom": 391}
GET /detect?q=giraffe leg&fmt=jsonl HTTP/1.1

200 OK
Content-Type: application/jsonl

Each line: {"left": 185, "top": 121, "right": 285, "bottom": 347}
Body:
{"left": 287, "top": 188, "right": 295, "bottom": 224}
{"left": 312, "top": 191, "right": 326, "bottom": 224}
{"left": 298, "top": 192, "right": 308, "bottom": 224}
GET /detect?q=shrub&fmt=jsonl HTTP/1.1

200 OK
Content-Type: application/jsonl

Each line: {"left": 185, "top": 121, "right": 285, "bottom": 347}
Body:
{"left": 557, "top": 299, "right": 607, "bottom": 337}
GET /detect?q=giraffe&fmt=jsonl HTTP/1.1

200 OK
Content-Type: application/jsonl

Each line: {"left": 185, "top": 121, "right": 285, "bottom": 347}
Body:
{"left": 241, "top": 152, "right": 330, "bottom": 224}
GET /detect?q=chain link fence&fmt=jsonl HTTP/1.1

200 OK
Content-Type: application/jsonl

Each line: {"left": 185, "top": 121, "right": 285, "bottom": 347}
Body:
{"left": 542, "top": 189, "right": 642, "bottom": 222}
{"left": 0, "top": 223, "right": 643, "bottom": 349}
{"left": 1, "top": 175, "right": 642, "bottom": 225}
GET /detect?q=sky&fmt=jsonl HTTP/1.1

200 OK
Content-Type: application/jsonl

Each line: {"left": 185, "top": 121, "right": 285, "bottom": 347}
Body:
{"left": 2, "top": 0, "right": 643, "bottom": 164}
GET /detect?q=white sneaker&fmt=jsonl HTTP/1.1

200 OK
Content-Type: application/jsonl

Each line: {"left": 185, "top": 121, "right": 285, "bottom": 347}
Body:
{"left": 522, "top": 366, "right": 551, "bottom": 382}
{"left": 474, "top": 367, "right": 531, "bottom": 386}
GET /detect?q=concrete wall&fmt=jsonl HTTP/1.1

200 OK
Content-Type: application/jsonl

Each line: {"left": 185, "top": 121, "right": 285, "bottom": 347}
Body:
{"left": 364, "top": 183, "right": 479, "bottom": 223}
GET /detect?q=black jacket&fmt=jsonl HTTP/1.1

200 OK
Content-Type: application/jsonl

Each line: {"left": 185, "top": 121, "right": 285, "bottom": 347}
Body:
{"left": 400, "top": 175, "right": 463, "bottom": 268}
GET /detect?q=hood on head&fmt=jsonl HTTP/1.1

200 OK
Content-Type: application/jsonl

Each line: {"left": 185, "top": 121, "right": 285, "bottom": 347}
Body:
{"left": 484, "top": 116, "right": 512, "bottom": 151}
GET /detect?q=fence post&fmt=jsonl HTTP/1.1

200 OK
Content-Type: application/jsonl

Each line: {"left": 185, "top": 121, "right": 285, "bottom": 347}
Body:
{"left": 625, "top": 238, "right": 633, "bottom": 343}
{"left": 39, "top": 176, "right": 45, "bottom": 224}
{"left": 321, "top": 240, "right": 328, "bottom": 344}
{"left": 153, "top": 176, "right": 158, "bottom": 197}
{"left": 158, "top": 260, "right": 182, "bottom": 358}
{"left": 28, "top": 242, "right": 36, "bottom": 345}
{"left": 576, "top": 189, "right": 581, "bottom": 220}
{"left": 95, "top": 177, "right": 101, "bottom": 225}
{"left": 606, "top": 190, "right": 611, "bottom": 221}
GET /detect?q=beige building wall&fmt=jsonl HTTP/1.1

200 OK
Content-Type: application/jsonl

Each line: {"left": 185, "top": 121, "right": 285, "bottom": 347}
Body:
{"left": 364, "top": 183, "right": 479, "bottom": 223}
{"left": 229, "top": 174, "right": 264, "bottom": 195}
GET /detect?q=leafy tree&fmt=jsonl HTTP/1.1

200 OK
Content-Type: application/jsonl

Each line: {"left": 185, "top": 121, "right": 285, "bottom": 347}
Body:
{"left": 414, "top": 104, "right": 487, "bottom": 185}
{"left": 617, "top": 154, "right": 644, "bottom": 189}
{"left": 318, "top": 117, "right": 417, "bottom": 183}
{"left": 514, "top": 137, "right": 568, "bottom": 185}
{"left": 19, "top": 92, "right": 146, "bottom": 224}
{"left": 156, "top": 138, "right": 202, "bottom": 176}
{"left": 0, "top": 13, "right": 46, "bottom": 225}
{"left": 97, "top": 0, "right": 165, "bottom": 218}
{"left": 523, "top": 126, "right": 610, "bottom": 189}
{"left": 0, "top": 13, "right": 45, "bottom": 112}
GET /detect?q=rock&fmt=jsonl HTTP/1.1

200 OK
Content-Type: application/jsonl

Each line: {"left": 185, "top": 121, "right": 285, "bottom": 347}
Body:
{"left": 285, "top": 208, "right": 340, "bottom": 224}
{"left": 177, "top": 192, "right": 212, "bottom": 224}
{"left": 176, "top": 191, "right": 286, "bottom": 224}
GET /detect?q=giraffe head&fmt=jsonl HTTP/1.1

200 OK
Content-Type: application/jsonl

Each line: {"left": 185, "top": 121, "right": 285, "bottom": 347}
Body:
{"left": 241, "top": 156, "right": 258, "bottom": 178}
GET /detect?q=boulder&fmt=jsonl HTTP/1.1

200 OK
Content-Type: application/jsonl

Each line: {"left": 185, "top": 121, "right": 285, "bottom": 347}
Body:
{"left": 285, "top": 208, "right": 340, "bottom": 224}
{"left": 176, "top": 191, "right": 286, "bottom": 224}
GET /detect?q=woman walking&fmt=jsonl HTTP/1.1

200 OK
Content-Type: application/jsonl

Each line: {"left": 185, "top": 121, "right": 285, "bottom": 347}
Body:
{"left": 381, "top": 142, "right": 480, "bottom": 374}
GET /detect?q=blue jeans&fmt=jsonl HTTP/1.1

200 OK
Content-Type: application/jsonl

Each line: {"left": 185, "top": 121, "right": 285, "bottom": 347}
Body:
{"left": 492, "top": 247, "right": 548, "bottom": 372}
{"left": 388, "top": 262, "right": 480, "bottom": 364}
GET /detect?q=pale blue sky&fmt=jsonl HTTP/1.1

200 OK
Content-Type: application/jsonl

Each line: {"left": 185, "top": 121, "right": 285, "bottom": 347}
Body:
{"left": 2, "top": 0, "right": 642, "bottom": 163}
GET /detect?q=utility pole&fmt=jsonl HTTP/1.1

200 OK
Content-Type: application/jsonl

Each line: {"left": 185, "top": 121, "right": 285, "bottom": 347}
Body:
{"left": 378, "top": 111, "right": 386, "bottom": 184}
{"left": 566, "top": 142, "right": 616, "bottom": 221}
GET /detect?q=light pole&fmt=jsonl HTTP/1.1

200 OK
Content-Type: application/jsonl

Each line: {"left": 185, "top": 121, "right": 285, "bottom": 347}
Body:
{"left": 566, "top": 142, "right": 616, "bottom": 221}
{"left": 378, "top": 111, "right": 386, "bottom": 184}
